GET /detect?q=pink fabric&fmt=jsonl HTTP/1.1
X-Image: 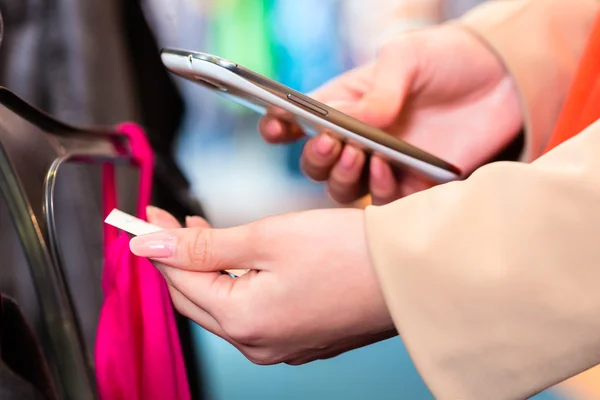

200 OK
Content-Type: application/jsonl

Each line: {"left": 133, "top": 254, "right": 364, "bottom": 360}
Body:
{"left": 95, "top": 123, "right": 190, "bottom": 400}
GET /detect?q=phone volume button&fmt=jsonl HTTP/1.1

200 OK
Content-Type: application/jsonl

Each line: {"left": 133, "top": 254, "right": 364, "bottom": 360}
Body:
{"left": 287, "top": 94, "right": 328, "bottom": 116}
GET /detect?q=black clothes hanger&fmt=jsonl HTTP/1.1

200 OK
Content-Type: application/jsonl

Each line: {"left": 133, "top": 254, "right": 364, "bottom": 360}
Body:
{"left": 0, "top": 87, "right": 142, "bottom": 400}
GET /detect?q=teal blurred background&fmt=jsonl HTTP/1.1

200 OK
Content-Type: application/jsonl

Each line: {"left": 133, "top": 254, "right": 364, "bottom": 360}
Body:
{"left": 145, "top": 0, "right": 574, "bottom": 398}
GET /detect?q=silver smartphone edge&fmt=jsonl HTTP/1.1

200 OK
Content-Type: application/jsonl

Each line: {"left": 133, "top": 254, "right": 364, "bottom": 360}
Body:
{"left": 160, "top": 48, "right": 462, "bottom": 183}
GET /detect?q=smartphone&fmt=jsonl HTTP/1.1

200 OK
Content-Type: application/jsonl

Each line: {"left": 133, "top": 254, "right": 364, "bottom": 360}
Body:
{"left": 160, "top": 48, "right": 461, "bottom": 183}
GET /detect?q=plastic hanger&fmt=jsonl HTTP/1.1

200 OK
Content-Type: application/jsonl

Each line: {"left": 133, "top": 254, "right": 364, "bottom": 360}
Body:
{"left": 0, "top": 87, "right": 138, "bottom": 400}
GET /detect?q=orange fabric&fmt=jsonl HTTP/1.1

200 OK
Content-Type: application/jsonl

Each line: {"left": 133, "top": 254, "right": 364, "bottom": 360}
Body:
{"left": 544, "top": 15, "right": 600, "bottom": 153}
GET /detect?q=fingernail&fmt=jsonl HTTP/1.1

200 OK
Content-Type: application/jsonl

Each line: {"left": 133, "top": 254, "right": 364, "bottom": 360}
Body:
{"left": 266, "top": 118, "right": 283, "bottom": 137}
{"left": 146, "top": 205, "right": 162, "bottom": 218}
{"left": 185, "top": 215, "right": 204, "bottom": 227}
{"left": 340, "top": 146, "right": 358, "bottom": 169}
{"left": 130, "top": 232, "right": 176, "bottom": 258}
{"left": 315, "top": 134, "right": 335, "bottom": 156}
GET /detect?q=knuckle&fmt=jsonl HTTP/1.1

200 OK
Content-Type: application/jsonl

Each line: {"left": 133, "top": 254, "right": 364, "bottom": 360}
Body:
{"left": 300, "top": 158, "right": 330, "bottom": 182}
{"left": 243, "top": 349, "right": 281, "bottom": 366}
{"left": 221, "top": 307, "right": 283, "bottom": 365}
{"left": 186, "top": 228, "right": 214, "bottom": 267}
{"left": 331, "top": 167, "right": 360, "bottom": 186}
{"left": 222, "top": 308, "right": 269, "bottom": 346}
{"left": 224, "top": 321, "right": 261, "bottom": 346}
{"left": 245, "top": 219, "right": 267, "bottom": 243}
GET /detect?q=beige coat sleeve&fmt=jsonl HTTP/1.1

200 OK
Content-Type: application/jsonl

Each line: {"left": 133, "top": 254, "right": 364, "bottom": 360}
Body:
{"left": 367, "top": 122, "right": 600, "bottom": 400}
{"left": 365, "top": 1, "right": 600, "bottom": 399}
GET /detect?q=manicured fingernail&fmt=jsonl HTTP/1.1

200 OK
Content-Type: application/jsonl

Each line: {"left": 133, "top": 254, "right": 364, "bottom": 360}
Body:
{"left": 315, "top": 134, "right": 335, "bottom": 156}
{"left": 185, "top": 216, "right": 203, "bottom": 226}
{"left": 340, "top": 146, "right": 358, "bottom": 169}
{"left": 130, "top": 232, "right": 176, "bottom": 258}
{"left": 266, "top": 118, "right": 283, "bottom": 137}
{"left": 146, "top": 205, "right": 162, "bottom": 218}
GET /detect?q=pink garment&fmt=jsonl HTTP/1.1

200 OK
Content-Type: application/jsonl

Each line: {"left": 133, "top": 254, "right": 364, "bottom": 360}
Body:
{"left": 95, "top": 123, "right": 190, "bottom": 400}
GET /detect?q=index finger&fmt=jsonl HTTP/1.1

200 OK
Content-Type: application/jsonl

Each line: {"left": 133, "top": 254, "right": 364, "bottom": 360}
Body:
{"left": 156, "top": 262, "right": 234, "bottom": 315}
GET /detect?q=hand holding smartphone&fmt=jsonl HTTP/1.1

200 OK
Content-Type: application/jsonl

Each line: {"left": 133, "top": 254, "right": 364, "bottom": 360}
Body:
{"left": 160, "top": 48, "right": 461, "bottom": 183}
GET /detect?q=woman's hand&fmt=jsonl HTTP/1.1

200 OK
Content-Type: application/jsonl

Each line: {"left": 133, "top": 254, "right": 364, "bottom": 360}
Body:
{"left": 259, "top": 24, "right": 522, "bottom": 205}
{"left": 131, "top": 206, "right": 395, "bottom": 365}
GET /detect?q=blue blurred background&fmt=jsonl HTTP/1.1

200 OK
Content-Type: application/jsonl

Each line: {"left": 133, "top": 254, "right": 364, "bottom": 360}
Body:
{"left": 144, "top": 0, "right": 575, "bottom": 398}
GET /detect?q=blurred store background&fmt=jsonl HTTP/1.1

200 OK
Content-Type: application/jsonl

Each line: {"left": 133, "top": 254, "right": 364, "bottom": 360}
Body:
{"left": 141, "top": 0, "right": 592, "bottom": 399}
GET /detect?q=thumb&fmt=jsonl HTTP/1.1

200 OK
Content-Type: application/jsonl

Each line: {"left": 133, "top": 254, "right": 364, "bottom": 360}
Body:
{"left": 130, "top": 225, "right": 252, "bottom": 272}
{"left": 355, "top": 47, "right": 417, "bottom": 128}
